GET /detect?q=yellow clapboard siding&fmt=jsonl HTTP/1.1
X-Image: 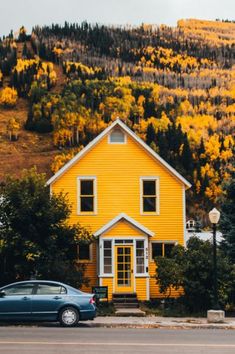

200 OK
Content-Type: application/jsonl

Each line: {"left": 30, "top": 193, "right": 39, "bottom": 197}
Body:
{"left": 103, "top": 220, "right": 145, "bottom": 237}
{"left": 136, "top": 278, "right": 147, "bottom": 301}
{"left": 51, "top": 126, "right": 186, "bottom": 300}
{"left": 101, "top": 278, "right": 113, "bottom": 301}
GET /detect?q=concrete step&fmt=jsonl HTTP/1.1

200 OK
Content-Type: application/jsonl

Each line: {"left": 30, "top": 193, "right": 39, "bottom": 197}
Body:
{"left": 114, "top": 303, "right": 139, "bottom": 309}
{"left": 115, "top": 308, "right": 146, "bottom": 317}
{"left": 113, "top": 298, "right": 138, "bottom": 303}
{"left": 113, "top": 293, "right": 137, "bottom": 298}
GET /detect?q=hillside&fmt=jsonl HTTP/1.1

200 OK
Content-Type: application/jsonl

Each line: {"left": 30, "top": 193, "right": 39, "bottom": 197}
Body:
{"left": 0, "top": 19, "right": 234, "bottom": 219}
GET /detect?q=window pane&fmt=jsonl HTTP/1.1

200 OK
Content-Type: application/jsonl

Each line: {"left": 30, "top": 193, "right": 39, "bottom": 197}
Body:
{"left": 165, "top": 244, "right": 175, "bottom": 258}
{"left": 136, "top": 249, "right": 144, "bottom": 257}
{"left": 136, "top": 241, "right": 144, "bottom": 249}
{"left": 81, "top": 197, "right": 93, "bottom": 211}
{"left": 104, "top": 257, "right": 112, "bottom": 265}
{"left": 143, "top": 197, "right": 156, "bottom": 212}
{"left": 36, "top": 284, "right": 64, "bottom": 295}
{"left": 81, "top": 180, "right": 93, "bottom": 195}
{"left": 152, "top": 243, "right": 163, "bottom": 258}
{"left": 104, "top": 240, "right": 112, "bottom": 249}
{"left": 79, "top": 244, "right": 90, "bottom": 260}
{"left": 104, "top": 249, "right": 111, "bottom": 257}
{"left": 110, "top": 129, "right": 125, "bottom": 143}
{"left": 4, "top": 284, "right": 34, "bottom": 295}
{"left": 104, "top": 265, "right": 112, "bottom": 273}
{"left": 137, "top": 264, "right": 145, "bottom": 273}
{"left": 143, "top": 180, "right": 156, "bottom": 195}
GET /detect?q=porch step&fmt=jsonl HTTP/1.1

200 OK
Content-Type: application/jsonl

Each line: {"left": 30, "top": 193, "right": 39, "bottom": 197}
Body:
{"left": 113, "top": 298, "right": 139, "bottom": 304}
{"left": 113, "top": 293, "right": 137, "bottom": 299}
{"left": 114, "top": 303, "right": 139, "bottom": 309}
{"left": 113, "top": 293, "right": 140, "bottom": 311}
{"left": 115, "top": 308, "right": 146, "bottom": 317}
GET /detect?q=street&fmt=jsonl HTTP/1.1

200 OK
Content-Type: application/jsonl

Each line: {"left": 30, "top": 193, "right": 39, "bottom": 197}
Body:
{"left": 0, "top": 325, "right": 235, "bottom": 353}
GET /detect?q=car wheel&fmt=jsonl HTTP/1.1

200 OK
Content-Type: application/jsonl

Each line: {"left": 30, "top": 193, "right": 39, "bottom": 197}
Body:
{"left": 59, "top": 306, "right": 79, "bottom": 327}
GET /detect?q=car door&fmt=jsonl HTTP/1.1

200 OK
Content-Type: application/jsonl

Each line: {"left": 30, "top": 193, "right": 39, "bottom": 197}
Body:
{"left": 31, "top": 283, "right": 66, "bottom": 320}
{"left": 0, "top": 283, "right": 34, "bottom": 320}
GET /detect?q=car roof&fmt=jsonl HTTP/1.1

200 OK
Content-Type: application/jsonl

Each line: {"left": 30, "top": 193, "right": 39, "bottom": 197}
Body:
{"left": 0, "top": 280, "right": 69, "bottom": 288}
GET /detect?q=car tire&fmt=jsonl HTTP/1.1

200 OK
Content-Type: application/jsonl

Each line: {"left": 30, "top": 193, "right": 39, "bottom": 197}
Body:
{"left": 59, "top": 306, "right": 79, "bottom": 327}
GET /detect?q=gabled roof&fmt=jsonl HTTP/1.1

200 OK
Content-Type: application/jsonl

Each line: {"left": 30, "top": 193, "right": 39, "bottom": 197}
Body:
{"left": 93, "top": 213, "right": 155, "bottom": 237}
{"left": 47, "top": 118, "right": 191, "bottom": 188}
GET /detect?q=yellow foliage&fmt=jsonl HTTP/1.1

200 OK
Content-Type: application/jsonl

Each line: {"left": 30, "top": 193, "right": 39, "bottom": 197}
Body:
{"left": 51, "top": 147, "right": 84, "bottom": 173}
{"left": 176, "top": 115, "right": 217, "bottom": 146}
{"left": 0, "top": 87, "right": 18, "bottom": 107}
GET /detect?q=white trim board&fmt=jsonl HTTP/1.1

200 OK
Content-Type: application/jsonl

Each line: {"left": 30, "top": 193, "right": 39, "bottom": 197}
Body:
{"left": 47, "top": 118, "right": 191, "bottom": 189}
{"left": 93, "top": 212, "right": 155, "bottom": 237}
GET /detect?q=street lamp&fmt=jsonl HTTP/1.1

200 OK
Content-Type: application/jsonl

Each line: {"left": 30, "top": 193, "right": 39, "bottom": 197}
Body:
{"left": 208, "top": 207, "right": 221, "bottom": 310}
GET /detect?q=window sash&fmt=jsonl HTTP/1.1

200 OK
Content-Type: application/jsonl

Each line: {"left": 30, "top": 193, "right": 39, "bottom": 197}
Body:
{"left": 78, "top": 177, "right": 96, "bottom": 213}
{"left": 78, "top": 244, "right": 92, "bottom": 261}
{"left": 141, "top": 178, "right": 158, "bottom": 213}
{"left": 103, "top": 240, "right": 112, "bottom": 274}
{"left": 151, "top": 242, "right": 176, "bottom": 259}
{"left": 136, "top": 240, "right": 145, "bottom": 274}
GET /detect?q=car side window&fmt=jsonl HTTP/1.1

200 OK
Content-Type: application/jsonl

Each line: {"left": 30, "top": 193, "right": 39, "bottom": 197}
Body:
{"left": 36, "top": 284, "right": 67, "bottom": 295}
{"left": 4, "top": 284, "right": 34, "bottom": 296}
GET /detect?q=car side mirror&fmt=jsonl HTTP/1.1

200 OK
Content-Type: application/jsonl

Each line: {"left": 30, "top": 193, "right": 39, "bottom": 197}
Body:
{"left": 0, "top": 290, "right": 5, "bottom": 298}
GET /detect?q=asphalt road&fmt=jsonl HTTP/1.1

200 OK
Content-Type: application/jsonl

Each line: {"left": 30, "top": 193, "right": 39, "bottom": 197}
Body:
{"left": 0, "top": 325, "right": 235, "bottom": 354}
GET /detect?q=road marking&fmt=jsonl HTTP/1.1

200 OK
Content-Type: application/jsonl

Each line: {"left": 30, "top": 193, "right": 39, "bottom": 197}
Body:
{"left": 0, "top": 341, "right": 235, "bottom": 347}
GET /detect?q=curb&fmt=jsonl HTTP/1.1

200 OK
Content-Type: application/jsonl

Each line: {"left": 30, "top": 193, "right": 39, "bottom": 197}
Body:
{"left": 87, "top": 322, "right": 235, "bottom": 330}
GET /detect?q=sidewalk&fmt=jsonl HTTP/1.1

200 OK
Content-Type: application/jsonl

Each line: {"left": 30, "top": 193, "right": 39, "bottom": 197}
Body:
{"left": 87, "top": 316, "right": 235, "bottom": 329}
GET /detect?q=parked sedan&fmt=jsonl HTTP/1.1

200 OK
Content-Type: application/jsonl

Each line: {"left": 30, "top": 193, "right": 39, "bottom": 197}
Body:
{"left": 0, "top": 280, "right": 96, "bottom": 327}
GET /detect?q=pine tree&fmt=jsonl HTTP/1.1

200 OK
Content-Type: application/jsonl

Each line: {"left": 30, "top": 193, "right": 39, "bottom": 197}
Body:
{"left": 220, "top": 173, "right": 235, "bottom": 263}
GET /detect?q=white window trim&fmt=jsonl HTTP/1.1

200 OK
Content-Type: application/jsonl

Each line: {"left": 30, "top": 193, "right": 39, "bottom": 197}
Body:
{"left": 77, "top": 176, "right": 97, "bottom": 215}
{"left": 108, "top": 129, "right": 127, "bottom": 144}
{"left": 77, "top": 243, "right": 93, "bottom": 262}
{"left": 150, "top": 240, "right": 178, "bottom": 261}
{"left": 99, "top": 236, "right": 149, "bottom": 278}
{"left": 99, "top": 238, "right": 114, "bottom": 277}
{"left": 140, "top": 177, "right": 160, "bottom": 215}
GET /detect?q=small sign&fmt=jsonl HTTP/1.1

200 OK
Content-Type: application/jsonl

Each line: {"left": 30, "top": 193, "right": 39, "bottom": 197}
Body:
{"left": 92, "top": 286, "right": 108, "bottom": 299}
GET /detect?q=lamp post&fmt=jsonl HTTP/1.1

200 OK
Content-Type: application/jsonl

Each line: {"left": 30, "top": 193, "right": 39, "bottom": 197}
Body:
{"left": 208, "top": 207, "right": 221, "bottom": 310}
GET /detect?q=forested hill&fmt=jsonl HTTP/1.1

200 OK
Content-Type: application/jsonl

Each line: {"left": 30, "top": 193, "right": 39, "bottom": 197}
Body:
{"left": 0, "top": 19, "right": 234, "bottom": 221}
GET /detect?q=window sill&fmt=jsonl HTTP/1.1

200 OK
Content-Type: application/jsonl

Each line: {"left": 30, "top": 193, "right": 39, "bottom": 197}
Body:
{"left": 98, "top": 274, "right": 114, "bottom": 278}
{"left": 135, "top": 274, "right": 149, "bottom": 277}
{"left": 77, "top": 212, "right": 97, "bottom": 216}
{"left": 140, "top": 212, "right": 159, "bottom": 216}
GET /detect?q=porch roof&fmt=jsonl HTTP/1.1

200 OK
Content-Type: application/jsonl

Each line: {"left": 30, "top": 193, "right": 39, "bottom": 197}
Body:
{"left": 93, "top": 213, "right": 155, "bottom": 237}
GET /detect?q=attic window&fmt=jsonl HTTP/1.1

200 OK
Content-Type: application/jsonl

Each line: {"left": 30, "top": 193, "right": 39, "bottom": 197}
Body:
{"left": 109, "top": 129, "right": 126, "bottom": 144}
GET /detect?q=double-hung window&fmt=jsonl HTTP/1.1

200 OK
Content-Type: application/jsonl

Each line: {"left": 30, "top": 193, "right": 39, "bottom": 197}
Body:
{"left": 103, "top": 240, "right": 112, "bottom": 274}
{"left": 141, "top": 177, "right": 159, "bottom": 214}
{"left": 78, "top": 177, "right": 97, "bottom": 214}
{"left": 151, "top": 242, "right": 176, "bottom": 260}
{"left": 136, "top": 240, "right": 145, "bottom": 274}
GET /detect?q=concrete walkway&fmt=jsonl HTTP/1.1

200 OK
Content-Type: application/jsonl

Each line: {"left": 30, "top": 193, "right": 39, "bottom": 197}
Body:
{"left": 87, "top": 316, "right": 235, "bottom": 329}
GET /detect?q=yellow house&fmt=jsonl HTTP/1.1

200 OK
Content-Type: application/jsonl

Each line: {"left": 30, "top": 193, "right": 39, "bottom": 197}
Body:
{"left": 47, "top": 119, "right": 191, "bottom": 301}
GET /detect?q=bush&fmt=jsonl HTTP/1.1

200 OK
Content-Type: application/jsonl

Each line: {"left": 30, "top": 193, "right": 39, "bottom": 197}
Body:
{"left": 155, "top": 237, "right": 235, "bottom": 312}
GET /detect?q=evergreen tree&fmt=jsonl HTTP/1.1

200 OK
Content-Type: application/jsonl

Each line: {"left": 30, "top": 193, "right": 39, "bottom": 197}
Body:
{"left": 220, "top": 173, "right": 235, "bottom": 263}
{"left": 146, "top": 122, "right": 156, "bottom": 146}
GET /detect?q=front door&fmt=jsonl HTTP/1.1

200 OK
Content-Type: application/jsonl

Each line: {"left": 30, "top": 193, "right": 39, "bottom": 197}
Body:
{"left": 115, "top": 245, "right": 134, "bottom": 293}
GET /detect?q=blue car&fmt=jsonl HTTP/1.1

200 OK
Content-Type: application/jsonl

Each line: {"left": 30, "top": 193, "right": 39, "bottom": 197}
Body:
{"left": 0, "top": 280, "right": 96, "bottom": 327}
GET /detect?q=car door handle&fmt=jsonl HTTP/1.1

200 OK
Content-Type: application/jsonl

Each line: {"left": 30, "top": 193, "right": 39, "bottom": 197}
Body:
{"left": 53, "top": 296, "right": 62, "bottom": 300}
{"left": 22, "top": 296, "right": 30, "bottom": 300}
